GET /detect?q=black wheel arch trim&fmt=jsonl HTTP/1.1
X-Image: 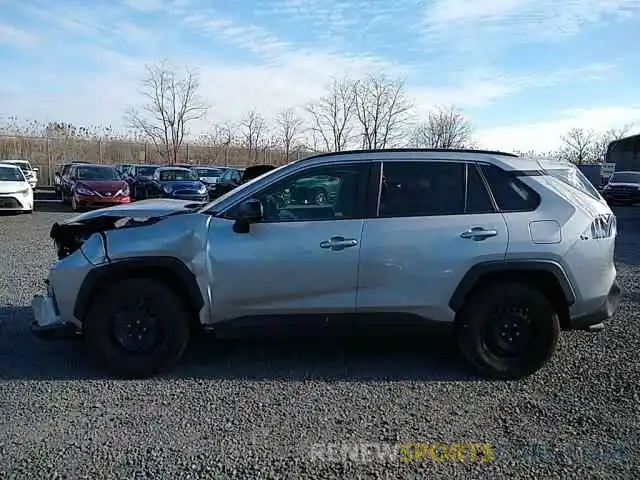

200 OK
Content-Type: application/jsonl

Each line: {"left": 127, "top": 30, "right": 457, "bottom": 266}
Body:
{"left": 73, "top": 256, "right": 205, "bottom": 321}
{"left": 449, "top": 260, "right": 576, "bottom": 312}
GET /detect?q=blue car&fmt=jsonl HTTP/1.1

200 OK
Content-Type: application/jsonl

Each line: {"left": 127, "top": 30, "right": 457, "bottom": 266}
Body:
{"left": 147, "top": 166, "right": 209, "bottom": 202}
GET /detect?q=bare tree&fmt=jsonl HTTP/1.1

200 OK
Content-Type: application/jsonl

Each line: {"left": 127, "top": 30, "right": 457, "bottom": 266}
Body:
{"left": 126, "top": 60, "right": 208, "bottom": 164}
{"left": 276, "top": 108, "right": 303, "bottom": 162}
{"left": 558, "top": 128, "right": 597, "bottom": 164}
{"left": 410, "top": 106, "right": 473, "bottom": 149}
{"left": 352, "top": 75, "right": 413, "bottom": 149}
{"left": 594, "top": 124, "right": 633, "bottom": 162}
{"left": 217, "top": 121, "right": 236, "bottom": 166}
{"left": 241, "top": 110, "right": 266, "bottom": 163}
{"left": 305, "top": 78, "right": 356, "bottom": 152}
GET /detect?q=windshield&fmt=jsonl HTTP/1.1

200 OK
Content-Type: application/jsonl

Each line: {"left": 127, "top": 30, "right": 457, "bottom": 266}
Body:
{"left": 159, "top": 169, "right": 198, "bottom": 181}
{"left": 610, "top": 172, "right": 640, "bottom": 183}
{"left": 2, "top": 161, "right": 31, "bottom": 172}
{"left": 76, "top": 166, "right": 120, "bottom": 181}
{"left": 199, "top": 162, "right": 291, "bottom": 213}
{"left": 137, "top": 167, "right": 158, "bottom": 177}
{"left": 196, "top": 168, "right": 223, "bottom": 177}
{"left": 0, "top": 166, "right": 26, "bottom": 182}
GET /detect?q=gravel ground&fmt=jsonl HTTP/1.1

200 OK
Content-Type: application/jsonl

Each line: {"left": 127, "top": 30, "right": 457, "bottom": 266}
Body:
{"left": 1, "top": 199, "right": 639, "bottom": 479}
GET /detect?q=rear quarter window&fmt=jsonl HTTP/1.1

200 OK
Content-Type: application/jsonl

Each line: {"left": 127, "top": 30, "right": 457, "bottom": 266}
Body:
{"left": 480, "top": 165, "right": 541, "bottom": 212}
{"left": 547, "top": 167, "right": 602, "bottom": 200}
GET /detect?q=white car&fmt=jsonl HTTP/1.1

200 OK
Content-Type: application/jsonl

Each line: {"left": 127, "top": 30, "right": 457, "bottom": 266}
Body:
{"left": 0, "top": 164, "right": 34, "bottom": 213}
{"left": 0, "top": 159, "right": 38, "bottom": 189}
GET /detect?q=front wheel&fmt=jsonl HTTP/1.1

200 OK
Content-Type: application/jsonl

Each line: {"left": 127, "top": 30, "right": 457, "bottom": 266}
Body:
{"left": 84, "top": 278, "right": 191, "bottom": 378}
{"left": 456, "top": 281, "right": 560, "bottom": 380}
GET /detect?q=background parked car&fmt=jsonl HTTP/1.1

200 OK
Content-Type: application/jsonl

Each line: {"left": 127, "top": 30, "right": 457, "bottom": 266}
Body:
{"left": 211, "top": 165, "right": 276, "bottom": 199}
{"left": 55, "top": 161, "right": 92, "bottom": 194}
{"left": 211, "top": 167, "right": 243, "bottom": 198}
{"left": 146, "top": 166, "right": 208, "bottom": 202}
{"left": 194, "top": 166, "right": 225, "bottom": 199}
{"left": 115, "top": 163, "right": 134, "bottom": 177}
{"left": 61, "top": 164, "right": 130, "bottom": 211}
{"left": 0, "top": 163, "right": 33, "bottom": 213}
{"left": 289, "top": 174, "right": 341, "bottom": 205}
{"left": 123, "top": 164, "right": 160, "bottom": 200}
{"left": 0, "top": 159, "right": 38, "bottom": 189}
{"left": 602, "top": 171, "right": 640, "bottom": 205}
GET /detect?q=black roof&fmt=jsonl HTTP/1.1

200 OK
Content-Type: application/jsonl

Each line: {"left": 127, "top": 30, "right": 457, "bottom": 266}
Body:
{"left": 75, "top": 163, "right": 115, "bottom": 169}
{"left": 299, "top": 147, "right": 519, "bottom": 162}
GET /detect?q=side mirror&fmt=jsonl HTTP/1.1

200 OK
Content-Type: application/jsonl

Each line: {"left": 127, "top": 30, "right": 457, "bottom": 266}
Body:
{"left": 233, "top": 199, "right": 263, "bottom": 234}
{"left": 33, "top": 167, "right": 39, "bottom": 172}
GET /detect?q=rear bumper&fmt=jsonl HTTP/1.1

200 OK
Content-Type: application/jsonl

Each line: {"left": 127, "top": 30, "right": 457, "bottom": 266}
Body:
{"left": 568, "top": 280, "right": 621, "bottom": 331}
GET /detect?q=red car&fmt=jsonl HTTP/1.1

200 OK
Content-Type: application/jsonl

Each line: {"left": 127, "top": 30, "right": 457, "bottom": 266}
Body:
{"left": 65, "top": 164, "right": 131, "bottom": 211}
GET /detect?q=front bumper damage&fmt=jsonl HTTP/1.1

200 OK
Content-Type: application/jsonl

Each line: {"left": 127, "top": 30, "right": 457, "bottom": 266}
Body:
{"left": 31, "top": 200, "right": 206, "bottom": 342}
{"left": 31, "top": 282, "right": 82, "bottom": 341}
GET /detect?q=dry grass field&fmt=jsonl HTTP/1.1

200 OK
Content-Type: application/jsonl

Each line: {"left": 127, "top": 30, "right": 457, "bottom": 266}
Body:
{"left": 0, "top": 134, "right": 310, "bottom": 186}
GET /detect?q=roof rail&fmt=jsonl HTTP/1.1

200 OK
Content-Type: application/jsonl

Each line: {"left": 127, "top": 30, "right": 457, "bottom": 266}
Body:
{"left": 300, "top": 147, "right": 519, "bottom": 161}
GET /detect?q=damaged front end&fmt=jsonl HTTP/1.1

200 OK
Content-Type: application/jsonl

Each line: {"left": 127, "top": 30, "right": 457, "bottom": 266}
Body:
{"left": 50, "top": 215, "right": 158, "bottom": 260}
{"left": 33, "top": 200, "right": 206, "bottom": 341}
{"left": 49, "top": 200, "right": 205, "bottom": 260}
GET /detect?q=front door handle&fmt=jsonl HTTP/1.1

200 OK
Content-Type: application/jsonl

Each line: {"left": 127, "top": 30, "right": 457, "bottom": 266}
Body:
{"left": 460, "top": 227, "right": 498, "bottom": 240}
{"left": 319, "top": 236, "right": 359, "bottom": 251}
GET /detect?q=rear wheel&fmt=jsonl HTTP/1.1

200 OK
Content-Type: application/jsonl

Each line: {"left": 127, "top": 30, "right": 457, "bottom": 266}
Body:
{"left": 71, "top": 193, "right": 80, "bottom": 211}
{"left": 456, "top": 281, "right": 560, "bottom": 380}
{"left": 84, "top": 278, "right": 191, "bottom": 378}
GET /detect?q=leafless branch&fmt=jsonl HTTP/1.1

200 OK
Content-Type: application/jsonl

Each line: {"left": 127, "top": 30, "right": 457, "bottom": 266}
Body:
{"left": 409, "top": 106, "right": 474, "bottom": 149}
{"left": 353, "top": 75, "right": 413, "bottom": 149}
{"left": 304, "top": 78, "right": 356, "bottom": 152}
{"left": 241, "top": 110, "right": 267, "bottom": 163}
{"left": 276, "top": 108, "right": 303, "bottom": 162}
{"left": 125, "top": 60, "right": 208, "bottom": 163}
{"left": 558, "top": 128, "right": 597, "bottom": 164}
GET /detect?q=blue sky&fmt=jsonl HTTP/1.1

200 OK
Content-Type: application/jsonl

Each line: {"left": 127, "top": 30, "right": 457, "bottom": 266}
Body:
{"left": 0, "top": 0, "right": 639, "bottom": 151}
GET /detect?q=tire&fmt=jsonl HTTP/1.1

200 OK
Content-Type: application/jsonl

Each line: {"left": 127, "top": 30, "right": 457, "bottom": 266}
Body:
{"left": 456, "top": 281, "right": 560, "bottom": 380}
{"left": 84, "top": 278, "right": 191, "bottom": 378}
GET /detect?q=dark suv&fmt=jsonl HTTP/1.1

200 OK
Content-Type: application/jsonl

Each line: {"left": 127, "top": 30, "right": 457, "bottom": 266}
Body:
{"left": 602, "top": 171, "right": 640, "bottom": 205}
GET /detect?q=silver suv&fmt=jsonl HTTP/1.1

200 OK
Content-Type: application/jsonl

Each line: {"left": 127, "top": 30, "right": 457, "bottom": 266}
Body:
{"left": 32, "top": 149, "right": 621, "bottom": 379}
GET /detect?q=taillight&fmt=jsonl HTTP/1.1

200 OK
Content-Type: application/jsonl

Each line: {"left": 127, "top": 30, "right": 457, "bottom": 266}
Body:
{"left": 581, "top": 214, "right": 616, "bottom": 240}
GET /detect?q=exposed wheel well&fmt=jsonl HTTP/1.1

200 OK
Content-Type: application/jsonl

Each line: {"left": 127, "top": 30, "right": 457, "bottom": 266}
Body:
{"left": 454, "top": 270, "right": 571, "bottom": 330}
{"left": 78, "top": 264, "right": 204, "bottom": 333}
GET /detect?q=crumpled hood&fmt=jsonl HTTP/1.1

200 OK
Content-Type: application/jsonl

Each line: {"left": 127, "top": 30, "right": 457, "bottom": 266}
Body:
{"left": 61, "top": 198, "right": 203, "bottom": 224}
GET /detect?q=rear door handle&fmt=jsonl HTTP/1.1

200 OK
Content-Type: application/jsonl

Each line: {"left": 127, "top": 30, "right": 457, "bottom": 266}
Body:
{"left": 460, "top": 227, "right": 498, "bottom": 240}
{"left": 320, "top": 236, "right": 359, "bottom": 251}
